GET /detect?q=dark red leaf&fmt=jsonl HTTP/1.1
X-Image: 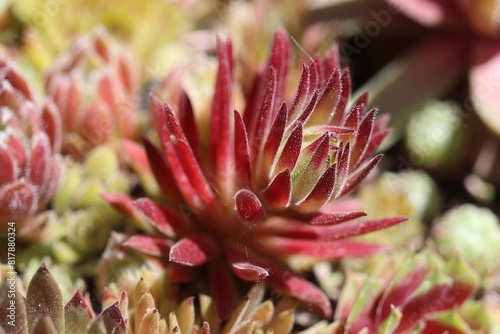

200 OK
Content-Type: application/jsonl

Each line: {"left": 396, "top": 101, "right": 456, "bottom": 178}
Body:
{"left": 340, "top": 154, "right": 383, "bottom": 197}
{"left": 233, "top": 110, "right": 252, "bottom": 189}
{"left": 260, "top": 168, "right": 291, "bottom": 210}
{"left": 209, "top": 261, "right": 238, "bottom": 321}
{"left": 234, "top": 189, "right": 266, "bottom": 224}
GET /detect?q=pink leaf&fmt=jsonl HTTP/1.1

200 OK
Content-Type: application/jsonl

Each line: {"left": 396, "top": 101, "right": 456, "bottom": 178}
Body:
{"left": 41, "top": 100, "right": 62, "bottom": 153}
{"left": 229, "top": 262, "right": 269, "bottom": 282}
{"left": 101, "top": 192, "right": 138, "bottom": 219}
{"left": 0, "top": 145, "right": 16, "bottom": 186}
{"left": 375, "top": 264, "right": 430, "bottom": 327}
{"left": 266, "top": 264, "right": 332, "bottom": 319}
{"left": 209, "top": 37, "right": 234, "bottom": 195}
{"left": 267, "top": 27, "right": 291, "bottom": 110}
{"left": 5, "top": 134, "right": 27, "bottom": 171}
{"left": 310, "top": 211, "right": 367, "bottom": 225}
{"left": 260, "top": 168, "right": 291, "bottom": 210}
{"left": 27, "top": 133, "right": 51, "bottom": 191}
{"left": 260, "top": 237, "right": 390, "bottom": 260}
{"left": 234, "top": 189, "right": 266, "bottom": 224}
{"left": 133, "top": 198, "right": 185, "bottom": 238}
{"left": 170, "top": 234, "right": 220, "bottom": 267}
{"left": 123, "top": 139, "right": 152, "bottom": 175}
{"left": 123, "top": 235, "right": 173, "bottom": 257}
{"left": 398, "top": 282, "right": 474, "bottom": 332}
{"left": 0, "top": 181, "right": 37, "bottom": 222}
{"left": 225, "top": 243, "right": 269, "bottom": 281}
{"left": 470, "top": 40, "right": 500, "bottom": 135}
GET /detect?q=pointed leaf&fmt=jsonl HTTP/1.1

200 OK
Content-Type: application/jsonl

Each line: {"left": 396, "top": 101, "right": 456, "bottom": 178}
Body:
{"left": 65, "top": 291, "right": 94, "bottom": 334}
{"left": 266, "top": 265, "right": 332, "bottom": 319}
{"left": 124, "top": 235, "right": 173, "bottom": 257}
{"left": 133, "top": 198, "right": 185, "bottom": 238}
{"left": 26, "top": 264, "right": 64, "bottom": 334}
{"left": 234, "top": 110, "right": 252, "bottom": 189}
{"left": 340, "top": 154, "right": 383, "bottom": 197}
{"left": 293, "top": 164, "right": 337, "bottom": 213}
{"left": 260, "top": 102, "right": 288, "bottom": 179}
{"left": 142, "top": 137, "right": 182, "bottom": 204}
{"left": 177, "top": 297, "right": 195, "bottom": 334}
{"left": 351, "top": 108, "right": 377, "bottom": 170}
{"left": 138, "top": 309, "right": 160, "bottom": 334}
{"left": 178, "top": 90, "right": 202, "bottom": 161}
{"left": 151, "top": 97, "right": 204, "bottom": 209}
{"left": 273, "top": 122, "right": 303, "bottom": 177}
{"left": 260, "top": 168, "right": 291, "bottom": 209}
{"left": 99, "top": 302, "right": 126, "bottom": 334}
{"left": 310, "top": 211, "right": 367, "bottom": 225}
{"left": 170, "top": 234, "right": 220, "bottom": 266}
{"left": 209, "top": 37, "right": 234, "bottom": 198}
{"left": 261, "top": 237, "right": 390, "bottom": 260}
{"left": 27, "top": 132, "right": 51, "bottom": 190}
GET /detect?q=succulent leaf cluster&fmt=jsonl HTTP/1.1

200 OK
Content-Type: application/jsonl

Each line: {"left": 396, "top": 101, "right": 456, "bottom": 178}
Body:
{"left": 0, "top": 58, "right": 62, "bottom": 227}
{"left": 105, "top": 28, "right": 406, "bottom": 320}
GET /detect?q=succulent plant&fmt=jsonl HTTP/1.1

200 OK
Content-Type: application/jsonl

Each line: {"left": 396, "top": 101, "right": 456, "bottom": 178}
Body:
{"left": 331, "top": 250, "right": 484, "bottom": 333}
{"left": 45, "top": 26, "right": 139, "bottom": 160}
{"left": 0, "top": 263, "right": 129, "bottom": 334}
{"left": 405, "top": 100, "right": 465, "bottom": 170}
{"left": 431, "top": 204, "right": 500, "bottom": 280}
{"left": 0, "top": 57, "right": 62, "bottom": 227}
{"left": 16, "top": 143, "right": 132, "bottom": 282}
{"left": 105, "top": 28, "right": 406, "bottom": 320}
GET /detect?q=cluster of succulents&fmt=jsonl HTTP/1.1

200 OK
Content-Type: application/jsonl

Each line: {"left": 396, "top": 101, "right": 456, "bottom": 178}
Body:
{"left": 1, "top": 0, "right": 500, "bottom": 333}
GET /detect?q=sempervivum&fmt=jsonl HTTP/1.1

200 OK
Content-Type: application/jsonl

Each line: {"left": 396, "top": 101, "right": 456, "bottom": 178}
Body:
{"left": 45, "top": 26, "right": 138, "bottom": 160}
{"left": 0, "top": 58, "right": 62, "bottom": 227}
{"left": 331, "top": 250, "right": 482, "bottom": 334}
{"left": 105, "top": 29, "right": 406, "bottom": 320}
